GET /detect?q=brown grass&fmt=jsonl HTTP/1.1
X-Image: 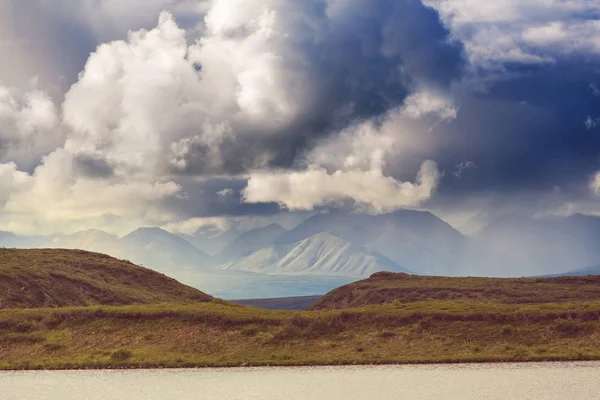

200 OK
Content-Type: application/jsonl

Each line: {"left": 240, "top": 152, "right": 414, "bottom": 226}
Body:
{"left": 0, "top": 248, "right": 211, "bottom": 309}
{"left": 310, "top": 272, "right": 600, "bottom": 310}
{"left": 1, "top": 300, "right": 600, "bottom": 370}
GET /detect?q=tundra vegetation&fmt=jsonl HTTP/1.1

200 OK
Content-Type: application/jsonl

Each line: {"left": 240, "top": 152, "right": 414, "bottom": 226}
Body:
{"left": 1, "top": 251, "right": 600, "bottom": 370}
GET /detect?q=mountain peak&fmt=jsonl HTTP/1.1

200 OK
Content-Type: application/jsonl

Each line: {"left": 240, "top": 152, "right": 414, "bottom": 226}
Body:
{"left": 63, "top": 229, "right": 116, "bottom": 239}
{"left": 217, "top": 223, "right": 287, "bottom": 260}
{"left": 219, "top": 231, "right": 408, "bottom": 278}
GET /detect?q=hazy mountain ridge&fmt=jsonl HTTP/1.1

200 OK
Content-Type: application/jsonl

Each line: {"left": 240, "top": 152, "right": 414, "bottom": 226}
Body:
{"left": 178, "top": 225, "right": 241, "bottom": 256}
{"left": 219, "top": 232, "right": 409, "bottom": 278}
{"left": 3, "top": 212, "right": 600, "bottom": 282}
{"left": 51, "top": 229, "right": 127, "bottom": 258}
{"left": 120, "top": 227, "right": 214, "bottom": 270}
{"left": 548, "top": 263, "right": 600, "bottom": 277}
{"left": 47, "top": 228, "right": 214, "bottom": 272}
{"left": 217, "top": 223, "right": 288, "bottom": 260}
{"left": 0, "top": 231, "right": 55, "bottom": 249}
{"left": 277, "top": 210, "right": 466, "bottom": 276}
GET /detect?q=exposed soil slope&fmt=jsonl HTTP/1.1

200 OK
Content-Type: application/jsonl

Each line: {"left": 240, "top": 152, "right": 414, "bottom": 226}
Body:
{"left": 0, "top": 249, "right": 211, "bottom": 309}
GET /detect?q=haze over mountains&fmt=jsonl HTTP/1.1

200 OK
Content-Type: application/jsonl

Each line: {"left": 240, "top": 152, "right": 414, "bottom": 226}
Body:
{"left": 276, "top": 211, "right": 465, "bottom": 276}
{"left": 2, "top": 211, "right": 600, "bottom": 298}
{"left": 468, "top": 214, "right": 600, "bottom": 277}
{"left": 216, "top": 224, "right": 288, "bottom": 261}
{"left": 220, "top": 232, "right": 408, "bottom": 277}
{"left": 178, "top": 225, "right": 241, "bottom": 256}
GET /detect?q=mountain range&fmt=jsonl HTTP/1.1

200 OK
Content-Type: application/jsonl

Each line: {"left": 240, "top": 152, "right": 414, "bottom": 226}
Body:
{"left": 275, "top": 211, "right": 465, "bottom": 276}
{"left": 178, "top": 224, "right": 240, "bottom": 256}
{"left": 2, "top": 211, "right": 600, "bottom": 295}
{"left": 219, "top": 232, "right": 408, "bottom": 278}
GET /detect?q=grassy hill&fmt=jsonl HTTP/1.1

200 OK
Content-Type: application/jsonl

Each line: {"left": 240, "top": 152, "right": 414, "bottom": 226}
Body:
{"left": 231, "top": 296, "right": 322, "bottom": 310}
{"left": 2, "top": 300, "right": 600, "bottom": 369}
{"left": 0, "top": 249, "right": 212, "bottom": 309}
{"left": 309, "top": 272, "right": 600, "bottom": 310}
{"left": 2, "top": 255, "right": 600, "bottom": 369}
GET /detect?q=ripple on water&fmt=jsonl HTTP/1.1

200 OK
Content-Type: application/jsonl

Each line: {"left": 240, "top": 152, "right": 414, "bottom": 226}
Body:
{"left": 1, "top": 362, "right": 600, "bottom": 400}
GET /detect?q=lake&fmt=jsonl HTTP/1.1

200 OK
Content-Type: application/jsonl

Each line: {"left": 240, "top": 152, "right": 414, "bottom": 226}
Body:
{"left": 167, "top": 269, "right": 355, "bottom": 299}
{"left": 2, "top": 362, "right": 598, "bottom": 399}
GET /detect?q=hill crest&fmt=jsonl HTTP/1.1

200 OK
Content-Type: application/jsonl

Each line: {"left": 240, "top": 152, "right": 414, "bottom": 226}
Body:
{"left": 0, "top": 248, "right": 212, "bottom": 309}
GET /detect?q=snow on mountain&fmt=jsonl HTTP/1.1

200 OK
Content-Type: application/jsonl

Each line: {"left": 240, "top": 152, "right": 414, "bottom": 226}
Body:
{"left": 219, "top": 232, "right": 408, "bottom": 278}
{"left": 276, "top": 210, "right": 466, "bottom": 276}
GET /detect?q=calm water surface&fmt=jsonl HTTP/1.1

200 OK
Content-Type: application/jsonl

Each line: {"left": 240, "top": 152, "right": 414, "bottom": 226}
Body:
{"left": 2, "top": 362, "right": 599, "bottom": 400}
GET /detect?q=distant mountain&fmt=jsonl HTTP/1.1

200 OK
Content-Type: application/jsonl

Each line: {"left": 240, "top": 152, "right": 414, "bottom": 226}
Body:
{"left": 458, "top": 209, "right": 514, "bottom": 236}
{"left": 276, "top": 211, "right": 466, "bottom": 275}
{"left": 0, "top": 231, "right": 53, "bottom": 249}
{"left": 471, "top": 213, "right": 600, "bottom": 276}
{"left": 217, "top": 223, "right": 287, "bottom": 260}
{"left": 179, "top": 226, "right": 240, "bottom": 256}
{"left": 549, "top": 264, "right": 600, "bottom": 277}
{"left": 219, "top": 232, "right": 409, "bottom": 278}
{"left": 50, "top": 229, "right": 127, "bottom": 258}
{"left": 121, "top": 227, "right": 213, "bottom": 271}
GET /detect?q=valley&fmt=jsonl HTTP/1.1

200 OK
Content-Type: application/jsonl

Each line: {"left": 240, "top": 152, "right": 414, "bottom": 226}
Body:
{"left": 1, "top": 249, "right": 600, "bottom": 370}
{"left": 4, "top": 211, "right": 600, "bottom": 300}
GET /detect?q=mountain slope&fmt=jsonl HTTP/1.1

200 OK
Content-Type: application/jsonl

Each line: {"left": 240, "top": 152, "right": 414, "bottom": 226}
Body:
{"left": 0, "top": 231, "right": 53, "bottom": 249}
{"left": 551, "top": 263, "right": 600, "bottom": 277}
{"left": 50, "top": 229, "right": 128, "bottom": 258}
{"left": 0, "top": 248, "right": 211, "bottom": 309}
{"left": 276, "top": 211, "right": 466, "bottom": 275}
{"left": 217, "top": 223, "right": 287, "bottom": 260}
{"left": 180, "top": 225, "right": 240, "bottom": 255}
{"left": 219, "top": 233, "right": 409, "bottom": 278}
{"left": 310, "top": 271, "right": 600, "bottom": 310}
{"left": 121, "top": 227, "right": 213, "bottom": 270}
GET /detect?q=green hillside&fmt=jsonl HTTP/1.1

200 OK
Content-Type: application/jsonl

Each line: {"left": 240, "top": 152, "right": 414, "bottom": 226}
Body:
{"left": 0, "top": 249, "right": 211, "bottom": 309}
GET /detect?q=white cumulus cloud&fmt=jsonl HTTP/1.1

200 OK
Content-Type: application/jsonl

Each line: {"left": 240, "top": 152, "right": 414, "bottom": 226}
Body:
{"left": 243, "top": 159, "right": 439, "bottom": 213}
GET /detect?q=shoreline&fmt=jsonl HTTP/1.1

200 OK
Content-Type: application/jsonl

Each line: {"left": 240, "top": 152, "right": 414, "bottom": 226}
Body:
{"left": 3, "top": 355, "right": 600, "bottom": 372}
{"left": 3, "top": 302, "right": 600, "bottom": 373}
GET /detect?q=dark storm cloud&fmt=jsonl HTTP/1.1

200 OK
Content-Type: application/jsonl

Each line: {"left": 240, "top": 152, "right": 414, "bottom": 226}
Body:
{"left": 73, "top": 154, "right": 115, "bottom": 179}
{"left": 437, "top": 58, "right": 600, "bottom": 193}
{"left": 3, "top": 1, "right": 98, "bottom": 91}
{"left": 177, "top": 0, "right": 465, "bottom": 175}
{"left": 159, "top": 178, "right": 282, "bottom": 220}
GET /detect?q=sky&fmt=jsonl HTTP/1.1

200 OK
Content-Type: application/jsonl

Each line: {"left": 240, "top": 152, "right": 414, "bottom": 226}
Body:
{"left": 0, "top": 0, "right": 600, "bottom": 236}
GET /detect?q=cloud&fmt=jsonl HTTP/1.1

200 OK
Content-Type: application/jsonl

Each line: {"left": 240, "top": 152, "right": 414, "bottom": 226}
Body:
{"left": 2, "top": 0, "right": 600, "bottom": 235}
{"left": 401, "top": 88, "right": 458, "bottom": 121}
{"left": 60, "top": 1, "right": 463, "bottom": 177}
{"left": 0, "top": 149, "right": 183, "bottom": 235}
{"left": 592, "top": 173, "right": 600, "bottom": 195}
{"left": 585, "top": 116, "right": 600, "bottom": 130}
{"left": 0, "top": 86, "right": 61, "bottom": 170}
{"left": 0, "top": 0, "right": 210, "bottom": 92}
{"left": 217, "top": 188, "right": 234, "bottom": 197}
{"left": 243, "top": 159, "right": 439, "bottom": 213}
{"left": 453, "top": 161, "right": 475, "bottom": 178}
{"left": 425, "top": 0, "right": 600, "bottom": 67}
